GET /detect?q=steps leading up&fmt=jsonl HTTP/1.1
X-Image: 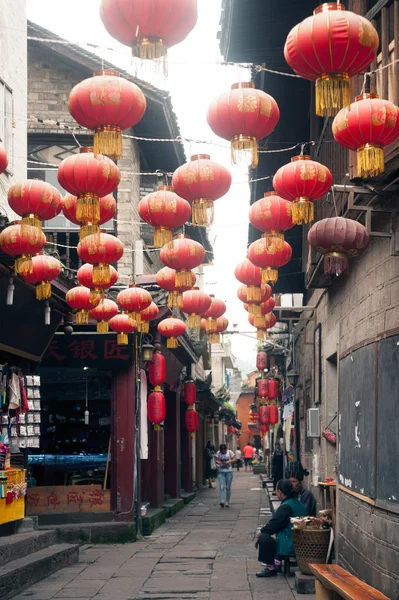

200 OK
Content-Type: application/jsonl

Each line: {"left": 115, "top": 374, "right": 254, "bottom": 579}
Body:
{"left": 0, "top": 530, "right": 57, "bottom": 567}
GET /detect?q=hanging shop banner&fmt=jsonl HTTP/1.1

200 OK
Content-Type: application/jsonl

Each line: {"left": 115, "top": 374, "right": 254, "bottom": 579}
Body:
{"left": 42, "top": 334, "right": 134, "bottom": 369}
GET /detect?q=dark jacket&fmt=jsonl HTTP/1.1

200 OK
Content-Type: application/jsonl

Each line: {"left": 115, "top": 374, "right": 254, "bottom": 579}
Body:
{"left": 261, "top": 497, "right": 308, "bottom": 556}
{"left": 300, "top": 488, "right": 317, "bottom": 517}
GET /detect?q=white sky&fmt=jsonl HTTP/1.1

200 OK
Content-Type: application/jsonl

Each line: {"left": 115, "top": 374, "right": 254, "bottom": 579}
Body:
{"left": 27, "top": 0, "right": 259, "bottom": 371}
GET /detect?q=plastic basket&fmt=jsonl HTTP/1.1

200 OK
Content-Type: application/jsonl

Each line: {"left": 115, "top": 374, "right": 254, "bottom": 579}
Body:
{"left": 292, "top": 528, "right": 331, "bottom": 575}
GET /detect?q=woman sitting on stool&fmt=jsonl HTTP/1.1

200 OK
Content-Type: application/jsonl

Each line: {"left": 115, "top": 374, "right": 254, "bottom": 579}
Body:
{"left": 254, "top": 479, "right": 307, "bottom": 578}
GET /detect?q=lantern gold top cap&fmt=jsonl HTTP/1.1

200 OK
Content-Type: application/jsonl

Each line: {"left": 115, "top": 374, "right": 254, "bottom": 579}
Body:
{"left": 94, "top": 69, "right": 118, "bottom": 77}
{"left": 231, "top": 82, "right": 255, "bottom": 90}
{"left": 80, "top": 147, "right": 94, "bottom": 154}
{"left": 264, "top": 191, "right": 277, "bottom": 197}
{"left": 157, "top": 185, "right": 173, "bottom": 191}
{"left": 314, "top": 3, "right": 345, "bottom": 14}
{"left": 291, "top": 155, "right": 311, "bottom": 162}
{"left": 355, "top": 93, "right": 379, "bottom": 101}
{"left": 191, "top": 154, "right": 210, "bottom": 161}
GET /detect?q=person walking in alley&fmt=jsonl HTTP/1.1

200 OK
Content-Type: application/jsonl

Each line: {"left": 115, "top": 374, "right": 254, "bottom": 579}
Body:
{"left": 254, "top": 479, "right": 307, "bottom": 578}
{"left": 205, "top": 441, "right": 217, "bottom": 488}
{"left": 243, "top": 442, "right": 254, "bottom": 472}
{"left": 235, "top": 446, "right": 242, "bottom": 471}
{"left": 215, "top": 443, "right": 236, "bottom": 507}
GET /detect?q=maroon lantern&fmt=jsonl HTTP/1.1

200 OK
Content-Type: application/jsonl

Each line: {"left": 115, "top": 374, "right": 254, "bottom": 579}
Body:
{"left": 260, "top": 424, "right": 269, "bottom": 436}
{"left": 148, "top": 390, "right": 166, "bottom": 431}
{"left": 184, "top": 380, "right": 196, "bottom": 408}
{"left": 257, "top": 378, "right": 268, "bottom": 402}
{"left": 256, "top": 350, "right": 267, "bottom": 371}
{"left": 148, "top": 352, "right": 166, "bottom": 388}
{"left": 259, "top": 405, "right": 270, "bottom": 426}
{"left": 269, "top": 404, "right": 279, "bottom": 426}
{"left": 186, "top": 408, "right": 199, "bottom": 437}
{"left": 268, "top": 379, "right": 279, "bottom": 400}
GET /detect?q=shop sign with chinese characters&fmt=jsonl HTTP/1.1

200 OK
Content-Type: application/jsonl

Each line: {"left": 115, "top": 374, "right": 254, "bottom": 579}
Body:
{"left": 26, "top": 485, "right": 110, "bottom": 514}
{"left": 42, "top": 334, "right": 133, "bottom": 369}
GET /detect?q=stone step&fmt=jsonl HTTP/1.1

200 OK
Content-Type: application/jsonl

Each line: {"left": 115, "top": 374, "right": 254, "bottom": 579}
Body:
{"left": 0, "top": 543, "right": 79, "bottom": 600}
{"left": 0, "top": 530, "right": 57, "bottom": 567}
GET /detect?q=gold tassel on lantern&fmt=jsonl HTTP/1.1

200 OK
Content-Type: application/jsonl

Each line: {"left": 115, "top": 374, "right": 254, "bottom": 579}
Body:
{"left": 357, "top": 144, "right": 384, "bottom": 178}
{"left": 262, "top": 232, "right": 284, "bottom": 251}
{"left": 154, "top": 226, "right": 173, "bottom": 248}
{"left": 76, "top": 310, "right": 89, "bottom": 325}
{"left": 90, "top": 289, "right": 102, "bottom": 305}
{"left": 167, "top": 337, "right": 179, "bottom": 349}
{"left": 175, "top": 270, "right": 194, "bottom": 289}
{"left": 205, "top": 318, "right": 217, "bottom": 333}
{"left": 257, "top": 330, "right": 267, "bottom": 341}
{"left": 15, "top": 256, "right": 33, "bottom": 275}
{"left": 76, "top": 193, "right": 100, "bottom": 224}
{"left": 231, "top": 135, "right": 258, "bottom": 169}
{"left": 315, "top": 73, "right": 350, "bottom": 117}
{"left": 261, "top": 268, "right": 278, "bottom": 285}
{"left": 187, "top": 314, "right": 201, "bottom": 329}
{"left": 133, "top": 37, "right": 168, "bottom": 77}
{"left": 97, "top": 321, "right": 109, "bottom": 333}
{"left": 94, "top": 126, "right": 122, "bottom": 161}
{"left": 93, "top": 263, "right": 111, "bottom": 286}
{"left": 291, "top": 198, "right": 314, "bottom": 225}
{"left": 246, "top": 285, "right": 261, "bottom": 302}
{"left": 254, "top": 315, "right": 267, "bottom": 328}
{"left": 128, "top": 311, "right": 142, "bottom": 324}
{"left": 154, "top": 424, "right": 161, "bottom": 431}
{"left": 248, "top": 304, "right": 262, "bottom": 316}
{"left": 138, "top": 321, "right": 149, "bottom": 334}
{"left": 168, "top": 290, "right": 182, "bottom": 308}
{"left": 117, "top": 333, "right": 128, "bottom": 346}
{"left": 80, "top": 223, "right": 101, "bottom": 241}
{"left": 21, "top": 214, "right": 42, "bottom": 233}
{"left": 192, "top": 199, "right": 214, "bottom": 227}
{"left": 209, "top": 332, "right": 221, "bottom": 344}
{"left": 36, "top": 282, "right": 51, "bottom": 301}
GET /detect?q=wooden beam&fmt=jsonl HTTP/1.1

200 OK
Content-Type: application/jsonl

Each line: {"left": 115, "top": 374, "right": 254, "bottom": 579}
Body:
{"left": 381, "top": 7, "right": 389, "bottom": 100}
{"left": 338, "top": 484, "right": 376, "bottom": 506}
{"left": 366, "top": 0, "right": 391, "bottom": 20}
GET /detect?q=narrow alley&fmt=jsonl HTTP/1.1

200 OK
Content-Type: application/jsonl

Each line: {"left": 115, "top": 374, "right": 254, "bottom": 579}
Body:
{"left": 12, "top": 473, "right": 306, "bottom": 600}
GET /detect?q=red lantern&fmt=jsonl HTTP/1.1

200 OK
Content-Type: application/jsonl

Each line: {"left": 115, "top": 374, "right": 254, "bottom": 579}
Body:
{"left": 268, "top": 379, "right": 279, "bottom": 400}
{"left": 250, "top": 412, "right": 259, "bottom": 423}
{"left": 200, "top": 296, "right": 226, "bottom": 333}
{"left": 58, "top": 147, "right": 120, "bottom": 224}
{"left": 285, "top": 3, "right": 379, "bottom": 117}
{"left": 89, "top": 298, "right": 119, "bottom": 332}
{"left": 308, "top": 217, "right": 369, "bottom": 277}
{"left": 172, "top": 154, "right": 232, "bottom": 226}
{"left": 158, "top": 316, "right": 186, "bottom": 349}
{"left": 156, "top": 266, "right": 196, "bottom": 308}
{"left": 269, "top": 404, "right": 279, "bottom": 426}
{"left": 0, "top": 223, "right": 46, "bottom": 275}
{"left": 259, "top": 405, "right": 270, "bottom": 426}
{"left": 273, "top": 156, "right": 332, "bottom": 225}
{"left": 205, "top": 316, "right": 228, "bottom": 345}
{"left": 63, "top": 194, "right": 117, "bottom": 240}
{"left": 207, "top": 82, "right": 280, "bottom": 169}
{"left": 0, "top": 146, "right": 8, "bottom": 174}
{"left": 78, "top": 233, "right": 124, "bottom": 285}
{"left": 160, "top": 234, "right": 205, "bottom": 288}
{"left": 256, "top": 350, "right": 268, "bottom": 371}
{"left": 185, "top": 408, "right": 199, "bottom": 436}
{"left": 148, "top": 390, "right": 166, "bottom": 431}
{"left": 246, "top": 428, "right": 251, "bottom": 436}
{"left": 248, "top": 239, "right": 292, "bottom": 286}
{"left": 138, "top": 186, "right": 191, "bottom": 248}
{"left": 249, "top": 312, "right": 277, "bottom": 341}
{"left": 257, "top": 379, "right": 268, "bottom": 401}
{"left": 234, "top": 258, "right": 263, "bottom": 302}
{"left": 68, "top": 70, "right": 146, "bottom": 160}
{"left": 260, "top": 424, "right": 269, "bottom": 436}
{"left": 252, "top": 297, "right": 276, "bottom": 328}
{"left": 227, "top": 425, "right": 235, "bottom": 434}
{"left": 100, "top": 0, "right": 198, "bottom": 71}
{"left": 249, "top": 191, "right": 294, "bottom": 252}
{"left": 184, "top": 380, "right": 196, "bottom": 408}
{"left": 116, "top": 285, "right": 152, "bottom": 323}
{"left": 66, "top": 285, "right": 101, "bottom": 324}
{"left": 179, "top": 288, "right": 211, "bottom": 329}
{"left": 8, "top": 180, "right": 63, "bottom": 232}
{"left": 109, "top": 313, "right": 137, "bottom": 345}
{"left": 77, "top": 263, "right": 118, "bottom": 304}
{"left": 237, "top": 283, "right": 272, "bottom": 316}
{"left": 20, "top": 255, "right": 61, "bottom": 300}
{"left": 332, "top": 94, "right": 399, "bottom": 178}
{"left": 149, "top": 352, "right": 166, "bottom": 388}
{"left": 139, "top": 302, "right": 159, "bottom": 333}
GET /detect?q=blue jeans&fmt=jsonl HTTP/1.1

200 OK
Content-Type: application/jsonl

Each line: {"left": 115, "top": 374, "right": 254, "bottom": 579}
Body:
{"left": 218, "top": 471, "right": 233, "bottom": 503}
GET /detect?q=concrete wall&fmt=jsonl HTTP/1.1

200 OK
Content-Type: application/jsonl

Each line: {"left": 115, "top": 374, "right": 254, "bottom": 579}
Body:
{"left": 0, "top": 0, "right": 27, "bottom": 216}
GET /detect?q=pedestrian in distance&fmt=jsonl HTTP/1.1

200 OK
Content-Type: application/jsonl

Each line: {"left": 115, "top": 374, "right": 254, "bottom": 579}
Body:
{"left": 215, "top": 443, "right": 236, "bottom": 507}
{"left": 205, "top": 441, "right": 217, "bottom": 488}
{"left": 254, "top": 479, "right": 307, "bottom": 577}
{"left": 235, "top": 446, "right": 242, "bottom": 471}
{"left": 243, "top": 442, "right": 254, "bottom": 472}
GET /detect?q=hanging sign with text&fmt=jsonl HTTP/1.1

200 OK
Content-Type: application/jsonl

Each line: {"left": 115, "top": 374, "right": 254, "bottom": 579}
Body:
{"left": 42, "top": 334, "right": 133, "bottom": 369}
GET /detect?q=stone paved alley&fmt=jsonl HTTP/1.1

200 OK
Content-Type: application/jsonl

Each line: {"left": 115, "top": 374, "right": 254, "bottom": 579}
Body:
{"left": 13, "top": 472, "right": 312, "bottom": 600}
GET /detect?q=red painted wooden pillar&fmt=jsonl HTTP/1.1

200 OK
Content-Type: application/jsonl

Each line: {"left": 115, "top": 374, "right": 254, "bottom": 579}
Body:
{"left": 182, "top": 412, "right": 193, "bottom": 493}
{"left": 164, "top": 387, "right": 181, "bottom": 498}
{"left": 111, "top": 365, "right": 135, "bottom": 521}
{"left": 149, "top": 427, "right": 164, "bottom": 508}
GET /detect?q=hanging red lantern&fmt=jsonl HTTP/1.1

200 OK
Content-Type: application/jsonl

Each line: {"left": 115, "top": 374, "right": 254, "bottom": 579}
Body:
{"left": 234, "top": 258, "right": 262, "bottom": 302}
{"left": 237, "top": 283, "right": 272, "bottom": 316}
{"left": 249, "top": 191, "right": 294, "bottom": 252}
{"left": 273, "top": 156, "right": 332, "bottom": 225}
{"left": 0, "top": 223, "right": 46, "bottom": 275}
{"left": 58, "top": 147, "right": 120, "bottom": 224}
{"left": 250, "top": 412, "right": 259, "bottom": 423}
{"left": 109, "top": 312, "right": 137, "bottom": 345}
{"left": 158, "top": 316, "right": 186, "bottom": 349}
{"left": 8, "top": 180, "right": 63, "bottom": 232}
{"left": 249, "top": 312, "right": 277, "bottom": 341}
{"left": 207, "top": 82, "right": 280, "bottom": 169}
{"left": 257, "top": 378, "right": 269, "bottom": 402}
{"left": 248, "top": 239, "right": 292, "bottom": 286}
{"left": 63, "top": 193, "right": 117, "bottom": 240}
{"left": 20, "top": 254, "right": 61, "bottom": 300}
{"left": 156, "top": 266, "right": 196, "bottom": 308}
{"left": 99, "top": 0, "right": 198, "bottom": 72}
{"left": 78, "top": 233, "right": 124, "bottom": 286}
{"left": 179, "top": 288, "right": 211, "bottom": 329}
{"left": 148, "top": 390, "right": 166, "bottom": 431}
{"left": 246, "top": 428, "right": 251, "bottom": 436}
{"left": 66, "top": 285, "right": 101, "bottom": 324}
{"left": 260, "top": 424, "right": 269, "bottom": 436}
{"left": 227, "top": 425, "right": 235, "bottom": 434}
{"left": 184, "top": 380, "right": 196, "bottom": 408}
{"left": 269, "top": 404, "right": 279, "bottom": 426}
{"left": 77, "top": 263, "right": 118, "bottom": 304}
{"left": 185, "top": 408, "right": 199, "bottom": 436}
{"left": 252, "top": 297, "right": 276, "bottom": 328}
{"left": 172, "top": 154, "right": 232, "bottom": 226}
{"left": 139, "top": 301, "right": 159, "bottom": 333}
{"left": 308, "top": 217, "right": 369, "bottom": 277}
{"left": 68, "top": 70, "right": 146, "bottom": 160}
{"left": 204, "top": 316, "right": 228, "bottom": 345}
{"left": 138, "top": 186, "right": 191, "bottom": 248}
{"left": 284, "top": 3, "right": 379, "bottom": 117}
{"left": 268, "top": 379, "right": 279, "bottom": 400}
{"left": 89, "top": 298, "right": 119, "bottom": 332}
{"left": 160, "top": 234, "right": 205, "bottom": 288}
{"left": 332, "top": 94, "right": 399, "bottom": 179}
{"left": 148, "top": 352, "right": 166, "bottom": 388}
{"left": 0, "top": 146, "right": 8, "bottom": 174}
{"left": 116, "top": 285, "right": 152, "bottom": 323}
{"left": 259, "top": 405, "right": 270, "bottom": 426}
{"left": 200, "top": 296, "right": 226, "bottom": 333}
{"left": 256, "top": 350, "right": 268, "bottom": 371}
